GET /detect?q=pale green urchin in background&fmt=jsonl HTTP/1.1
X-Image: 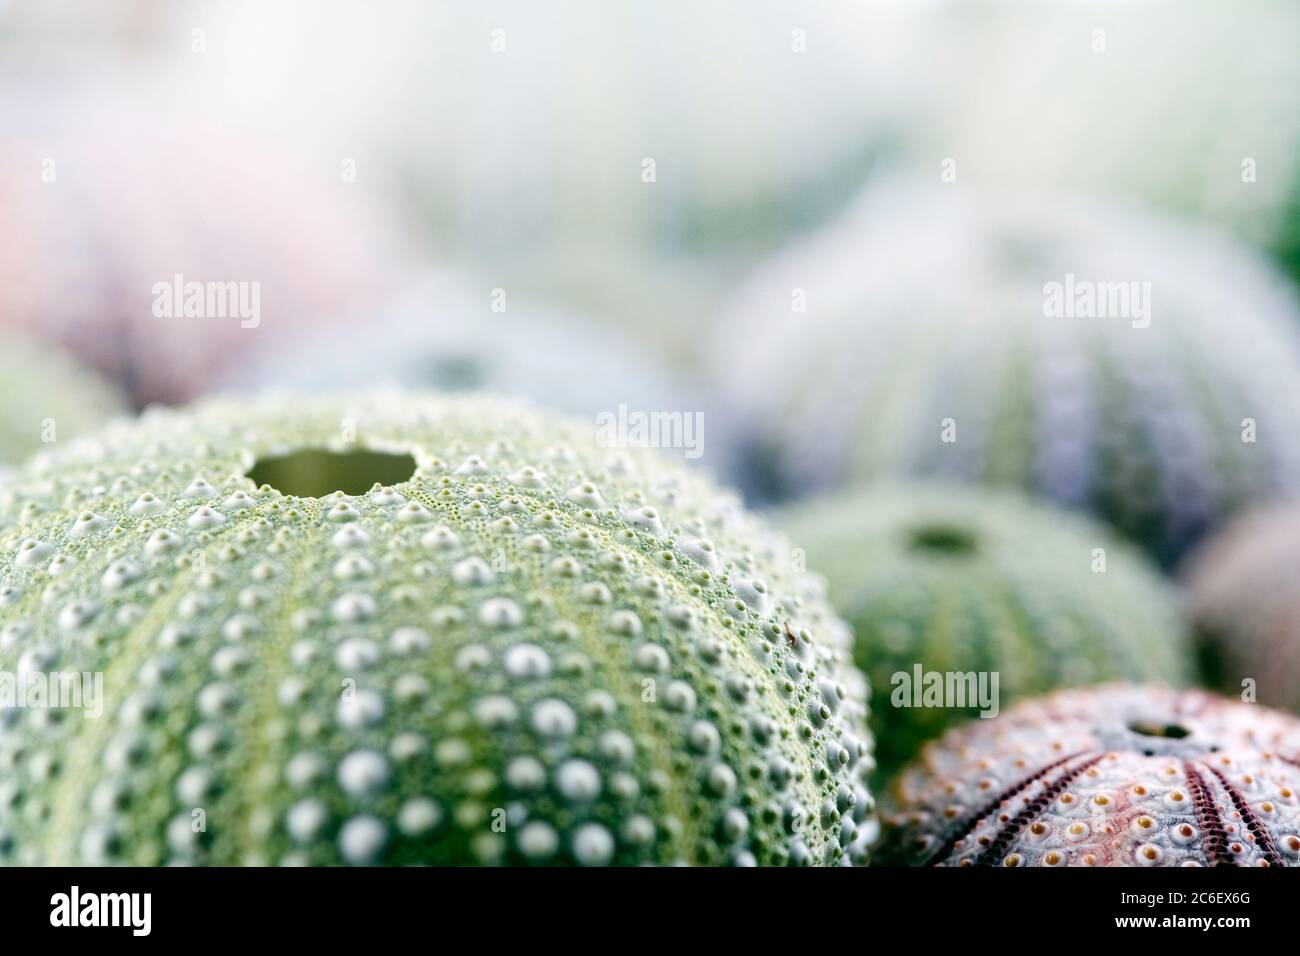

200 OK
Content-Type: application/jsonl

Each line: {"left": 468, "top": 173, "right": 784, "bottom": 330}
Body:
{"left": 220, "top": 272, "right": 751, "bottom": 491}
{"left": 0, "top": 336, "right": 125, "bottom": 471}
{"left": 163, "top": 1, "right": 937, "bottom": 366}
{"left": 780, "top": 485, "right": 1192, "bottom": 780}
{"left": 920, "top": 0, "right": 1300, "bottom": 280}
{"left": 186, "top": 0, "right": 927, "bottom": 259}
{"left": 717, "top": 178, "right": 1300, "bottom": 567}
{"left": 0, "top": 392, "right": 873, "bottom": 865}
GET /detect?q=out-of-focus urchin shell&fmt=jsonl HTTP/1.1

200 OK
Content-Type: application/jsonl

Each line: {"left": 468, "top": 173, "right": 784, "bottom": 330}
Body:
{"left": 184, "top": 0, "right": 926, "bottom": 261}
{"left": 920, "top": 0, "right": 1300, "bottom": 278}
{"left": 717, "top": 178, "right": 1300, "bottom": 565}
{"left": 0, "top": 81, "right": 398, "bottom": 406}
{"left": 882, "top": 685, "right": 1300, "bottom": 867}
{"left": 0, "top": 2, "right": 172, "bottom": 55}
{"left": 219, "top": 273, "right": 749, "bottom": 488}
{"left": 161, "top": 2, "right": 934, "bottom": 368}
{"left": 0, "top": 392, "right": 873, "bottom": 866}
{"left": 1184, "top": 502, "right": 1300, "bottom": 713}
{"left": 0, "top": 337, "right": 126, "bottom": 467}
{"left": 780, "top": 485, "right": 1192, "bottom": 779}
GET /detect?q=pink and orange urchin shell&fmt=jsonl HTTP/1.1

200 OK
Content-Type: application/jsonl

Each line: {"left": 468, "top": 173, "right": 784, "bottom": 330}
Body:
{"left": 881, "top": 685, "right": 1300, "bottom": 867}
{"left": 0, "top": 82, "right": 397, "bottom": 407}
{"left": 1183, "top": 501, "right": 1300, "bottom": 713}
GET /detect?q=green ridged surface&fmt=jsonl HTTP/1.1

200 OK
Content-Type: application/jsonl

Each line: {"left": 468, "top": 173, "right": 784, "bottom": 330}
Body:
{"left": 781, "top": 485, "right": 1192, "bottom": 779}
{"left": 0, "top": 392, "right": 873, "bottom": 865}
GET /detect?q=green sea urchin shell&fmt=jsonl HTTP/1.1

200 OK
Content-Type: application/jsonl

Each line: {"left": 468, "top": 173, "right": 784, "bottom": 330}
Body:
{"left": 223, "top": 273, "right": 690, "bottom": 413}
{"left": 781, "top": 485, "right": 1192, "bottom": 778}
{"left": 0, "top": 392, "right": 873, "bottom": 865}
{"left": 720, "top": 180, "right": 1300, "bottom": 565}
{"left": 0, "top": 337, "right": 124, "bottom": 468}
{"left": 317, "top": 1, "right": 909, "bottom": 256}
{"left": 881, "top": 684, "right": 1300, "bottom": 867}
{"left": 923, "top": 0, "right": 1300, "bottom": 278}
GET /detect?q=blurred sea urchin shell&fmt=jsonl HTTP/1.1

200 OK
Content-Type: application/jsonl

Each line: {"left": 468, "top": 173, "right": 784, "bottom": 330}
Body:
{"left": 780, "top": 484, "right": 1192, "bottom": 779}
{"left": 716, "top": 177, "right": 1300, "bottom": 566}
{"left": 177, "top": 0, "right": 930, "bottom": 261}
{"left": 0, "top": 335, "right": 126, "bottom": 467}
{"left": 0, "top": 76, "right": 400, "bottom": 406}
{"left": 919, "top": 0, "right": 1300, "bottom": 278}
{"left": 1184, "top": 502, "right": 1300, "bottom": 713}
{"left": 220, "top": 273, "right": 750, "bottom": 487}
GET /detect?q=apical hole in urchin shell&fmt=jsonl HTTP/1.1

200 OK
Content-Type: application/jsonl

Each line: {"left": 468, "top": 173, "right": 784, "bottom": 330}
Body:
{"left": 246, "top": 448, "right": 417, "bottom": 498}
{"left": 1127, "top": 720, "right": 1191, "bottom": 740}
{"left": 907, "top": 524, "right": 978, "bottom": 556}
{"left": 419, "top": 354, "right": 488, "bottom": 390}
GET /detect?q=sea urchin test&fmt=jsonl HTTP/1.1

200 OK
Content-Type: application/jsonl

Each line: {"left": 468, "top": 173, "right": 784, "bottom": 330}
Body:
{"left": 780, "top": 485, "right": 1192, "bottom": 779}
{"left": 882, "top": 685, "right": 1300, "bottom": 867}
{"left": 717, "top": 179, "right": 1300, "bottom": 565}
{"left": 1183, "top": 502, "right": 1300, "bottom": 714}
{"left": 0, "top": 393, "right": 873, "bottom": 865}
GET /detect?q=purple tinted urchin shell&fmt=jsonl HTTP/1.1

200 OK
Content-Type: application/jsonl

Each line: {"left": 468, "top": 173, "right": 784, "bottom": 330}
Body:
{"left": 713, "top": 178, "right": 1300, "bottom": 566}
{"left": 882, "top": 685, "right": 1300, "bottom": 867}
